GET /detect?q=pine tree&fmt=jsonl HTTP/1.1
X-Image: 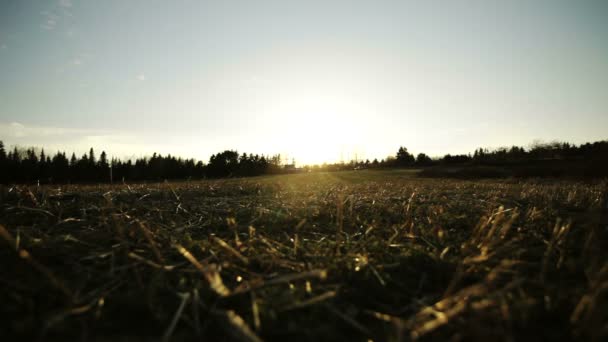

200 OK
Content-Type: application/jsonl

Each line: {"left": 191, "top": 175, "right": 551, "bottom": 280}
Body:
{"left": 0, "top": 141, "right": 6, "bottom": 161}
{"left": 98, "top": 151, "right": 109, "bottom": 181}
{"left": 89, "top": 148, "right": 96, "bottom": 165}
{"left": 12, "top": 147, "right": 21, "bottom": 162}
{"left": 26, "top": 148, "right": 38, "bottom": 163}
{"left": 0, "top": 141, "right": 6, "bottom": 183}
{"left": 99, "top": 151, "right": 108, "bottom": 168}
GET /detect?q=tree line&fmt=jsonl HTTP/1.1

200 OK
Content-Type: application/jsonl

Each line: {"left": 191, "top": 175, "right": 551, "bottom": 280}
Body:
{"left": 0, "top": 139, "right": 607, "bottom": 183}
{"left": 0, "top": 141, "right": 284, "bottom": 183}
{"left": 340, "top": 140, "right": 608, "bottom": 169}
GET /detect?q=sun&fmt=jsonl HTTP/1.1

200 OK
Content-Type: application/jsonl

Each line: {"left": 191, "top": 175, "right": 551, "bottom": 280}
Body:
{"left": 263, "top": 78, "right": 370, "bottom": 166}
{"left": 275, "top": 108, "right": 362, "bottom": 166}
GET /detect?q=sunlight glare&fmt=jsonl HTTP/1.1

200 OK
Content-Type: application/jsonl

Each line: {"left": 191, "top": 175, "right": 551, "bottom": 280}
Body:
{"left": 268, "top": 90, "right": 367, "bottom": 165}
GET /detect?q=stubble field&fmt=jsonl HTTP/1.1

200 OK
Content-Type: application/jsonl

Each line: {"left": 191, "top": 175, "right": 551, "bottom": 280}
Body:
{"left": 1, "top": 170, "right": 607, "bottom": 341}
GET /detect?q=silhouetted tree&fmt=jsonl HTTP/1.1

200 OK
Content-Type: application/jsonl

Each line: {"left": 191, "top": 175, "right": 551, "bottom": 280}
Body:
{"left": 207, "top": 150, "right": 240, "bottom": 178}
{"left": 442, "top": 154, "right": 472, "bottom": 164}
{"left": 89, "top": 148, "right": 96, "bottom": 166}
{"left": 416, "top": 153, "right": 433, "bottom": 166}
{"left": 396, "top": 147, "right": 415, "bottom": 166}
{"left": 51, "top": 152, "right": 69, "bottom": 182}
{"left": 97, "top": 151, "right": 109, "bottom": 181}
{"left": 99, "top": 151, "right": 108, "bottom": 168}
{"left": 0, "top": 141, "right": 5, "bottom": 161}
{"left": 0, "top": 141, "right": 6, "bottom": 183}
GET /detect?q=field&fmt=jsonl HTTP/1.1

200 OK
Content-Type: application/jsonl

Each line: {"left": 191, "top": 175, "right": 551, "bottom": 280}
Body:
{"left": 1, "top": 170, "right": 607, "bottom": 341}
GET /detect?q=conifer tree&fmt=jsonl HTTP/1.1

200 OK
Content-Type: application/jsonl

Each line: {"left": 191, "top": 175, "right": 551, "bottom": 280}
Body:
{"left": 0, "top": 141, "right": 6, "bottom": 161}
{"left": 99, "top": 151, "right": 108, "bottom": 168}
{"left": 89, "top": 148, "right": 96, "bottom": 165}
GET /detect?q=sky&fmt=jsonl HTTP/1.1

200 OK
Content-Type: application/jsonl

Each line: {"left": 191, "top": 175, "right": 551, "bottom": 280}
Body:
{"left": 0, "top": 0, "right": 607, "bottom": 165}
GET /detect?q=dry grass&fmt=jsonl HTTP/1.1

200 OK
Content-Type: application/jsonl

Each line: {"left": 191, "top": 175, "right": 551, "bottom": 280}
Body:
{"left": 0, "top": 170, "right": 607, "bottom": 341}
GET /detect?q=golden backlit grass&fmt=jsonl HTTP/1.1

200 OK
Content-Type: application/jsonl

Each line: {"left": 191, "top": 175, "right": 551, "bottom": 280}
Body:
{"left": 0, "top": 171, "right": 607, "bottom": 341}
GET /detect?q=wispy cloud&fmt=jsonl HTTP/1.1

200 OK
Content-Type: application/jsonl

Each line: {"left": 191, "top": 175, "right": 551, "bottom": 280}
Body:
{"left": 40, "top": 1, "right": 74, "bottom": 32}
{"left": 0, "top": 121, "right": 119, "bottom": 155}
{"left": 58, "top": 0, "right": 74, "bottom": 18}
{"left": 59, "top": 0, "right": 73, "bottom": 8}
{"left": 40, "top": 12, "right": 59, "bottom": 30}
{"left": 67, "top": 52, "right": 91, "bottom": 68}
{"left": 0, "top": 122, "right": 91, "bottom": 139}
{"left": 53, "top": 52, "right": 89, "bottom": 73}
{"left": 0, "top": 122, "right": 204, "bottom": 161}
{"left": 4, "top": 122, "right": 26, "bottom": 138}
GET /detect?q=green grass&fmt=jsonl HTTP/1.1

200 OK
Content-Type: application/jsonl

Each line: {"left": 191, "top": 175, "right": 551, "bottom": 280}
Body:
{"left": 0, "top": 171, "right": 607, "bottom": 341}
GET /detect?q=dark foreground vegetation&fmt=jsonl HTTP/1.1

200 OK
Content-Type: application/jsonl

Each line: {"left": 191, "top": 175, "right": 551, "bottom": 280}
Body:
{"left": 1, "top": 171, "right": 607, "bottom": 341}
{"left": 1, "top": 139, "right": 607, "bottom": 184}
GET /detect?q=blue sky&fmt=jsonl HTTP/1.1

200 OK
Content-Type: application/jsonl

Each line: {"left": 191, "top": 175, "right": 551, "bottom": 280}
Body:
{"left": 1, "top": 0, "right": 607, "bottom": 164}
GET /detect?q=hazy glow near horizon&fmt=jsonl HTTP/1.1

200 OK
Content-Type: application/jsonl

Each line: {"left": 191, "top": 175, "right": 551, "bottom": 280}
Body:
{"left": 1, "top": 0, "right": 607, "bottom": 165}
